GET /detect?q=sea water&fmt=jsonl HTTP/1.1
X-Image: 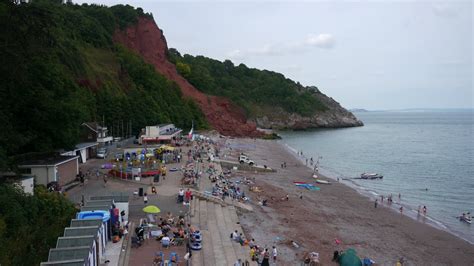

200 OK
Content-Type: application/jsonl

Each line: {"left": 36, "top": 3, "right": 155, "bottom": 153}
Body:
{"left": 278, "top": 110, "right": 474, "bottom": 244}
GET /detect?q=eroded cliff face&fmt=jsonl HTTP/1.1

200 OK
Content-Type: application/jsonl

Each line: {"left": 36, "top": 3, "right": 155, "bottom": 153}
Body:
{"left": 255, "top": 92, "right": 364, "bottom": 129}
{"left": 114, "top": 17, "right": 362, "bottom": 135}
{"left": 113, "top": 17, "right": 263, "bottom": 137}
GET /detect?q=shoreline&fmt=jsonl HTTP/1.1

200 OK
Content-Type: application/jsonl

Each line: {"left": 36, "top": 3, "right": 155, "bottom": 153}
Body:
{"left": 220, "top": 137, "right": 474, "bottom": 265}
{"left": 278, "top": 140, "right": 472, "bottom": 245}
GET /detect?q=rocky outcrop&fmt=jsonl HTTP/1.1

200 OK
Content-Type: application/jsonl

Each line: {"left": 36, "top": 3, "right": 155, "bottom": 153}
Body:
{"left": 255, "top": 92, "right": 363, "bottom": 129}
{"left": 113, "top": 16, "right": 361, "bottom": 135}
{"left": 113, "top": 17, "right": 263, "bottom": 137}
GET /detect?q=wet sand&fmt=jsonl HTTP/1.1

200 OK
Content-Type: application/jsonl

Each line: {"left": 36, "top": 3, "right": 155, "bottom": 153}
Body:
{"left": 220, "top": 138, "right": 474, "bottom": 265}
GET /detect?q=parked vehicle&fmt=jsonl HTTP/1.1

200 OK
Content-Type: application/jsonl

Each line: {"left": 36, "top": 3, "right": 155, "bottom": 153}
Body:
{"left": 239, "top": 154, "right": 255, "bottom": 166}
{"left": 97, "top": 148, "right": 108, "bottom": 159}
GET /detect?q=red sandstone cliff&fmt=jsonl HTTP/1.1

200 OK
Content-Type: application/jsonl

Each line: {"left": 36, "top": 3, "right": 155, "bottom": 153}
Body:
{"left": 113, "top": 17, "right": 262, "bottom": 137}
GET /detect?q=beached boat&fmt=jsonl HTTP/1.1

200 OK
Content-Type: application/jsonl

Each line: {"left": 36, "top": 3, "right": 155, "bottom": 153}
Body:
{"left": 360, "top": 173, "right": 383, "bottom": 179}
{"left": 315, "top": 179, "right": 331, "bottom": 184}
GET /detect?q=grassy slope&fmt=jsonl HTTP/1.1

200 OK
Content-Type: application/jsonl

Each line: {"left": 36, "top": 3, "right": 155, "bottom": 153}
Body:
{"left": 168, "top": 50, "right": 328, "bottom": 119}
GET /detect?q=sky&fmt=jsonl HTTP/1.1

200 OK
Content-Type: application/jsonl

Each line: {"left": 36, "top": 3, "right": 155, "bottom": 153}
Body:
{"left": 77, "top": 0, "right": 473, "bottom": 110}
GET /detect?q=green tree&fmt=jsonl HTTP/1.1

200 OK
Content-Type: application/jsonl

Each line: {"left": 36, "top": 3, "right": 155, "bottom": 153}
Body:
{"left": 0, "top": 185, "right": 77, "bottom": 265}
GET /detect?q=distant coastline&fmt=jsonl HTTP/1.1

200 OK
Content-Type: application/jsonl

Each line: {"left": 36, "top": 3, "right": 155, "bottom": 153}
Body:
{"left": 350, "top": 108, "right": 473, "bottom": 113}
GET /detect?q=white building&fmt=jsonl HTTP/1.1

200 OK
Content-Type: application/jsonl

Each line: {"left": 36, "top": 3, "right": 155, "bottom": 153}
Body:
{"left": 139, "top": 123, "right": 182, "bottom": 144}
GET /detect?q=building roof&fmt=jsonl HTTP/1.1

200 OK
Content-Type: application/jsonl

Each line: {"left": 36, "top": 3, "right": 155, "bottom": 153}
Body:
{"left": 56, "top": 236, "right": 95, "bottom": 249}
{"left": 80, "top": 205, "right": 111, "bottom": 212}
{"left": 85, "top": 199, "right": 114, "bottom": 206}
{"left": 160, "top": 128, "right": 182, "bottom": 136}
{"left": 82, "top": 122, "right": 107, "bottom": 133}
{"left": 40, "top": 259, "right": 85, "bottom": 266}
{"left": 63, "top": 226, "right": 100, "bottom": 237}
{"left": 90, "top": 194, "right": 129, "bottom": 202}
{"left": 70, "top": 219, "right": 102, "bottom": 228}
{"left": 48, "top": 246, "right": 90, "bottom": 262}
{"left": 74, "top": 142, "right": 98, "bottom": 150}
{"left": 18, "top": 156, "right": 79, "bottom": 167}
{"left": 157, "top": 123, "right": 173, "bottom": 127}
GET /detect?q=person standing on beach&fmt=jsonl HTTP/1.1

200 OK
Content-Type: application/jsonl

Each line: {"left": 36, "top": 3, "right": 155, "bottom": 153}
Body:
{"left": 381, "top": 195, "right": 384, "bottom": 202}
{"left": 423, "top": 206, "right": 427, "bottom": 215}
{"left": 305, "top": 158, "right": 308, "bottom": 166}
{"left": 374, "top": 199, "right": 378, "bottom": 208}
{"left": 399, "top": 206, "right": 403, "bottom": 214}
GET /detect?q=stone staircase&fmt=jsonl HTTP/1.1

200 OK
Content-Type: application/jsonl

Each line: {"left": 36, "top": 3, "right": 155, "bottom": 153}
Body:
{"left": 190, "top": 198, "right": 255, "bottom": 266}
{"left": 192, "top": 190, "right": 254, "bottom": 212}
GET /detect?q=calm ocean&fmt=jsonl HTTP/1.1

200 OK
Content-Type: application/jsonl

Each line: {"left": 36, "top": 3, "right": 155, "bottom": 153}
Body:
{"left": 278, "top": 110, "right": 474, "bottom": 243}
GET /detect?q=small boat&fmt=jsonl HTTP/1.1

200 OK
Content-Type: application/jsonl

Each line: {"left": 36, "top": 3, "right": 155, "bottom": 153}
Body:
{"left": 459, "top": 213, "right": 472, "bottom": 224}
{"left": 315, "top": 179, "right": 331, "bottom": 185}
{"left": 360, "top": 173, "right": 383, "bottom": 179}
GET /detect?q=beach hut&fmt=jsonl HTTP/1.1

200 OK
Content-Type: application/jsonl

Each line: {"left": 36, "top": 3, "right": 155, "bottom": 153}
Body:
{"left": 55, "top": 235, "right": 97, "bottom": 266}
{"left": 47, "top": 246, "right": 91, "bottom": 266}
{"left": 339, "top": 248, "right": 362, "bottom": 266}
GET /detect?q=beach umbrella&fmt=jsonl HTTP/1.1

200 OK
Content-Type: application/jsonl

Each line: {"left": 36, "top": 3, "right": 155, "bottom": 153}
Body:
{"left": 142, "top": 205, "right": 161, "bottom": 214}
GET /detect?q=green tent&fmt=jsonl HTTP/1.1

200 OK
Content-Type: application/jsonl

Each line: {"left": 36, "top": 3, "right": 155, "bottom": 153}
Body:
{"left": 339, "top": 248, "right": 362, "bottom": 266}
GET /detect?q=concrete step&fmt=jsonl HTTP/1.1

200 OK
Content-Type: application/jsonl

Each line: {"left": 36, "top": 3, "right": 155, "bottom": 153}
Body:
{"left": 198, "top": 200, "right": 216, "bottom": 266}
{"left": 228, "top": 206, "right": 240, "bottom": 225}
{"left": 191, "top": 246, "right": 204, "bottom": 266}
{"left": 222, "top": 206, "right": 247, "bottom": 262}
{"left": 207, "top": 203, "right": 227, "bottom": 266}
{"left": 201, "top": 227, "right": 215, "bottom": 266}
{"left": 199, "top": 200, "right": 208, "bottom": 230}
{"left": 191, "top": 198, "right": 199, "bottom": 224}
{"left": 215, "top": 204, "right": 237, "bottom": 264}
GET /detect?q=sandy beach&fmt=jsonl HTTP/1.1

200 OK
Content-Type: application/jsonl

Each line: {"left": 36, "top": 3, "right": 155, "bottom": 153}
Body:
{"left": 219, "top": 137, "right": 474, "bottom": 265}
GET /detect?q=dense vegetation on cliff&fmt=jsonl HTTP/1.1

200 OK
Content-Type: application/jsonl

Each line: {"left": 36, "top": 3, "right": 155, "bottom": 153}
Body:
{"left": 168, "top": 49, "right": 328, "bottom": 117}
{"left": 0, "top": 1, "right": 207, "bottom": 168}
{"left": 0, "top": 184, "right": 77, "bottom": 265}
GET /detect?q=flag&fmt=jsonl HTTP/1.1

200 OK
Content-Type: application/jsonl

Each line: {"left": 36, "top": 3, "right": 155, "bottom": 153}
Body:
{"left": 188, "top": 121, "right": 193, "bottom": 139}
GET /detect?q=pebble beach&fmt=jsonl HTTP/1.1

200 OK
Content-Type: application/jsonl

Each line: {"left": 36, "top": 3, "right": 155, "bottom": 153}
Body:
{"left": 220, "top": 137, "right": 474, "bottom": 265}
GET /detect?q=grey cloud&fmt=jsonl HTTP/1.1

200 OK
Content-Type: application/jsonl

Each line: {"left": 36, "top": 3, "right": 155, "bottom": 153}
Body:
{"left": 306, "top": 33, "right": 336, "bottom": 49}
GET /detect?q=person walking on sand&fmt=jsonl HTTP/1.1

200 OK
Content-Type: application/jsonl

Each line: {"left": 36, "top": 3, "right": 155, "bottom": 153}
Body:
{"left": 374, "top": 199, "right": 378, "bottom": 208}
{"left": 103, "top": 175, "right": 107, "bottom": 187}
{"left": 261, "top": 248, "right": 270, "bottom": 266}
{"left": 272, "top": 246, "right": 277, "bottom": 262}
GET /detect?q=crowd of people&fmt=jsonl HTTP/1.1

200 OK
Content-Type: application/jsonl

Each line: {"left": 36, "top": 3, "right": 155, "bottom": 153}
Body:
{"left": 229, "top": 229, "right": 278, "bottom": 266}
